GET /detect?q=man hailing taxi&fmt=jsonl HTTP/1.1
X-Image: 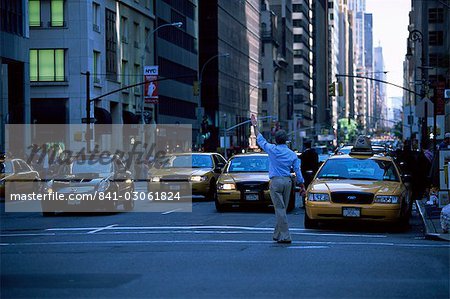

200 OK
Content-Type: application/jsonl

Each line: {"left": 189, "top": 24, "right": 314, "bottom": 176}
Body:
{"left": 251, "top": 114, "right": 305, "bottom": 243}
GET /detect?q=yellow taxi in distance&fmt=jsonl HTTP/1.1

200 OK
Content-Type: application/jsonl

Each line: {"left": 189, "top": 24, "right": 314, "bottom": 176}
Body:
{"left": 215, "top": 153, "right": 296, "bottom": 211}
{"left": 304, "top": 136, "right": 412, "bottom": 229}
{"left": 147, "top": 153, "right": 226, "bottom": 200}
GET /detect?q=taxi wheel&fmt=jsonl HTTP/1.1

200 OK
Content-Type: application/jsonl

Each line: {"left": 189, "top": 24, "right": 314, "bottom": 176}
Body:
{"left": 124, "top": 186, "right": 135, "bottom": 211}
{"left": 304, "top": 212, "right": 319, "bottom": 229}
{"left": 215, "top": 197, "right": 226, "bottom": 212}
{"left": 207, "top": 180, "right": 217, "bottom": 201}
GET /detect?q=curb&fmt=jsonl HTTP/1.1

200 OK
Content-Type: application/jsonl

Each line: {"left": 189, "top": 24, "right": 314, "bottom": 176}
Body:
{"left": 415, "top": 200, "right": 450, "bottom": 242}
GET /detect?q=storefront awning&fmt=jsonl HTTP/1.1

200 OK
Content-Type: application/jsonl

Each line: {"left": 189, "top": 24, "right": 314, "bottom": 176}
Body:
{"left": 122, "top": 110, "right": 140, "bottom": 124}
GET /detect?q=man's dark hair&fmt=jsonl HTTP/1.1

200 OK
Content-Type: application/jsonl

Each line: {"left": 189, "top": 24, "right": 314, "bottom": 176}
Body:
{"left": 303, "top": 140, "right": 312, "bottom": 149}
{"left": 275, "top": 130, "right": 288, "bottom": 145}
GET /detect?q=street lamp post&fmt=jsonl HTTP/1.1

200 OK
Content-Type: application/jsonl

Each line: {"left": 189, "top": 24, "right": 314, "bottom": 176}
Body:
{"left": 140, "top": 22, "right": 183, "bottom": 126}
{"left": 406, "top": 29, "right": 432, "bottom": 149}
{"left": 197, "top": 53, "right": 230, "bottom": 148}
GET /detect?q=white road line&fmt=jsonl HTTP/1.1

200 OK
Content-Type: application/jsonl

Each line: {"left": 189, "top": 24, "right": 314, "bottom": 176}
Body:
{"left": 161, "top": 208, "right": 182, "bottom": 215}
{"left": 1, "top": 240, "right": 448, "bottom": 248}
{"left": 289, "top": 246, "right": 330, "bottom": 249}
{"left": 45, "top": 225, "right": 387, "bottom": 237}
{"left": 0, "top": 233, "right": 56, "bottom": 237}
{"left": 0, "top": 230, "right": 386, "bottom": 238}
{"left": 86, "top": 224, "right": 117, "bottom": 234}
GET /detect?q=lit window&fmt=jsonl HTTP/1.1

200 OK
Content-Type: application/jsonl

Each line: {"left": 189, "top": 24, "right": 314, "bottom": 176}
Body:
{"left": 30, "top": 49, "right": 65, "bottom": 82}
{"left": 50, "top": 0, "right": 64, "bottom": 27}
{"left": 93, "top": 51, "right": 100, "bottom": 83}
{"left": 29, "top": 0, "right": 41, "bottom": 27}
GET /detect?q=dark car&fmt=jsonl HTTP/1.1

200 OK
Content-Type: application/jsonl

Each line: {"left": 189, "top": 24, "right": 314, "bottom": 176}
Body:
{"left": 41, "top": 156, "right": 135, "bottom": 216}
{"left": 216, "top": 153, "right": 297, "bottom": 211}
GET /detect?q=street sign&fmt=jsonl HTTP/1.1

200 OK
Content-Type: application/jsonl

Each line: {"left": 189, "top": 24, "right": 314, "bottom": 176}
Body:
{"left": 81, "top": 117, "right": 96, "bottom": 123}
{"left": 144, "top": 66, "right": 158, "bottom": 103}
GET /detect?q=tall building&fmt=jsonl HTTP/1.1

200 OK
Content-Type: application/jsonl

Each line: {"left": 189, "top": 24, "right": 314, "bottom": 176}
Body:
{"left": 155, "top": 0, "right": 198, "bottom": 133}
{"left": 311, "top": 0, "right": 329, "bottom": 141}
{"left": 199, "top": 0, "right": 261, "bottom": 152}
{"left": 28, "top": 0, "right": 155, "bottom": 149}
{"left": 405, "top": 0, "right": 450, "bottom": 148}
{"left": 337, "top": 0, "right": 356, "bottom": 141}
{"left": 292, "top": 0, "right": 312, "bottom": 148}
{"left": 373, "top": 46, "right": 387, "bottom": 130}
{"left": 328, "top": 0, "right": 340, "bottom": 140}
{"left": 1, "top": 0, "right": 29, "bottom": 151}
{"left": 268, "top": 0, "right": 294, "bottom": 134}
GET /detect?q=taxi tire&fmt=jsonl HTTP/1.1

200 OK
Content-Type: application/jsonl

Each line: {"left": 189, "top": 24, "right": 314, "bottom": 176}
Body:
{"left": 207, "top": 180, "right": 217, "bottom": 202}
{"left": 304, "top": 212, "right": 319, "bottom": 229}
{"left": 215, "top": 197, "right": 226, "bottom": 212}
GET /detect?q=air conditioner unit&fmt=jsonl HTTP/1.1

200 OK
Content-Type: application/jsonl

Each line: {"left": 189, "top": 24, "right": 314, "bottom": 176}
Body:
{"left": 445, "top": 89, "right": 450, "bottom": 99}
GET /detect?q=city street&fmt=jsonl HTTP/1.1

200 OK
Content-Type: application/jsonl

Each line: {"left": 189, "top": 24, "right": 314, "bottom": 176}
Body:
{"left": 1, "top": 185, "right": 449, "bottom": 298}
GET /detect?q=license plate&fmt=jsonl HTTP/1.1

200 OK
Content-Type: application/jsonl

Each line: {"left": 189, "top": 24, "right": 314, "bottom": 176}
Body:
{"left": 245, "top": 194, "right": 258, "bottom": 201}
{"left": 67, "top": 199, "right": 81, "bottom": 206}
{"left": 342, "top": 207, "right": 360, "bottom": 217}
{"left": 169, "top": 185, "right": 181, "bottom": 191}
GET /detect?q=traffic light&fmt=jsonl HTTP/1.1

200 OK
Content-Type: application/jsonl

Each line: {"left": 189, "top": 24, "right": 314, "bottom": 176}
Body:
{"left": 193, "top": 81, "right": 200, "bottom": 96}
{"left": 338, "top": 81, "right": 343, "bottom": 96}
{"left": 328, "top": 82, "right": 336, "bottom": 96}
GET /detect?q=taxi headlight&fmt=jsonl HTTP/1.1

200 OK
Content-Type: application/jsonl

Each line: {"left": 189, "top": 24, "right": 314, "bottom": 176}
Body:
{"left": 191, "top": 175, "right": 207, "bottom": 182}
{"left": 374, "top": 195, "right": 399, "bottom": 204}
{"left": 218, "top": 183, "right": 236, "bottom": 190}
{"left": 42, "top": 180, "right": 53, "bottom": 193}
{"left": 150, "top": 176, "right": 160, "bottom": 182}
{"left": 98, "top": 180, "right": 110, "bottom": 192}
{"left": 308, "top": 193, "right": 330, "bottom": 202}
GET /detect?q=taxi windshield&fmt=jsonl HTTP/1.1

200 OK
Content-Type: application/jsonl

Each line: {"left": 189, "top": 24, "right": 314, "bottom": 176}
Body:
{"left": 317, "top": 158, "right": 399, "bottom": 181}
{"left": 159, "top": 155, "right": 212, "bottom": 169}
{"left": 227, "top": 156, "right": 269, "bottom": 173}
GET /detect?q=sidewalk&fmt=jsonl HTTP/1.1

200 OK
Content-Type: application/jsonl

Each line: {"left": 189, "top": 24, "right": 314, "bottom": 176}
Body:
{"left": 416, "top": 199, "right": 450, "bottom": 241}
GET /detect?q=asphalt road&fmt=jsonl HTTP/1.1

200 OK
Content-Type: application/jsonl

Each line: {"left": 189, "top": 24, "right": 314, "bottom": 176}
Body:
{"left": 1, "top": 184, "right": 449, "bottom": 298}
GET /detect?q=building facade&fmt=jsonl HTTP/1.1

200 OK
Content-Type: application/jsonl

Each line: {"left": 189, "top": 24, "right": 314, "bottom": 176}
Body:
{"left": 1, "top": 0, "right": 29, "bottom": 152}
{"left": 199, "top": 0, "right": 261, "bottom": 153}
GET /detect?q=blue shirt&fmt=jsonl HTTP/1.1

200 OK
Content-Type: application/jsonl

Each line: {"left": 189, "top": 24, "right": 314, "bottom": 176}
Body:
{"left": 256, "top": 133, "right": 304, "bottom": 184}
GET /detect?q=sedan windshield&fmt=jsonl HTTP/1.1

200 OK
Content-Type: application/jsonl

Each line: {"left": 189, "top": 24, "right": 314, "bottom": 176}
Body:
{"left": 227, "top": 156, "right": 269, "bottom": 172}
{"left": 158, "top": 155, "right": 213, "bottom": 169}
{"left": 317, "top": 158, "right": 399, "bottom": 181}
{"left": 72, "top": 160, "right": 112, "bottom": 174}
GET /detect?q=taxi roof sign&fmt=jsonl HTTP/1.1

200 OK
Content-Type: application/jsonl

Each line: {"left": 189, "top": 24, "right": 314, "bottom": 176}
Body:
{"left": 350, "top": 135, "right": 373, "bottom": 155}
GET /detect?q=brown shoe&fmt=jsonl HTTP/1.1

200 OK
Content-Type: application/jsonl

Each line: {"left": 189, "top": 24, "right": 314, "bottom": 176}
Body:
{"left": 277, "top": 239, "right": 292, "bottom": 244}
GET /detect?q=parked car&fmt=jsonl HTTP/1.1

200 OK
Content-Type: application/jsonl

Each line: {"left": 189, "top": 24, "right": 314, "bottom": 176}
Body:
{"left": 0, "top": 157, "right": 40, "bottom": 198}
{"left": 147, "top": 153, "right": 226, "bottom": 200}
{"left": 215, "top": 153, "right": 297, "bottom": 211}
{"left": 40, "top": 156, "right": 135, "bottom": 216}
{"left": 304, "top": 136, "right": 412, "bottom": 229}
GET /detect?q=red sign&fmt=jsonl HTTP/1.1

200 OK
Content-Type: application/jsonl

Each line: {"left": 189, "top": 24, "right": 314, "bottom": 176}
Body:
{"left": 144, "top": 66, "right": 158, "bottom": 104}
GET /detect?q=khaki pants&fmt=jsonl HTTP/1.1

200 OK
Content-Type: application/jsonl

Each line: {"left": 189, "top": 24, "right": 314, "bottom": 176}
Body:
{"left": 269, "top": 176, "right": 292, "bottom": 241}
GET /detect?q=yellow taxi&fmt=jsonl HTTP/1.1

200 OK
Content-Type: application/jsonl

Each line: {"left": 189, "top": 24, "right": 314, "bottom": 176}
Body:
{"left": 215, "top": 153, "right": 296, "bottom": 211}
{"left": 147, "top": 153, "right": 226, "bottom": 200}
{"left": 304, "top": 136, "right": 412, "bottom": 229}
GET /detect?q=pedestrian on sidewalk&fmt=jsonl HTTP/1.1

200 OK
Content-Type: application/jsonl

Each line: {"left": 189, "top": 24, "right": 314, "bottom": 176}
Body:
{"left": 251, "top": 114, "right": 305, "bottom": 244}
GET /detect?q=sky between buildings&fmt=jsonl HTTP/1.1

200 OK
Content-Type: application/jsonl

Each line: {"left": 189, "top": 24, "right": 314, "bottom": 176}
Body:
{"left": 366, "top": 0, "right": 410, "bottom": 99}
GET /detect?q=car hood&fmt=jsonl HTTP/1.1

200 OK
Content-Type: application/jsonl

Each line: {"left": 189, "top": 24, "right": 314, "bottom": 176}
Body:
{"left": 51, "top": 173, "right": 110, "bottom": 188}
{"left": 309, "top": 179, "right": 402, "bottom": 195}
{"left": 148, "top": 168, "right": 211, "bottom": 177}
{"left": 219, "top": 172, "right": 269, "bottom": 183}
